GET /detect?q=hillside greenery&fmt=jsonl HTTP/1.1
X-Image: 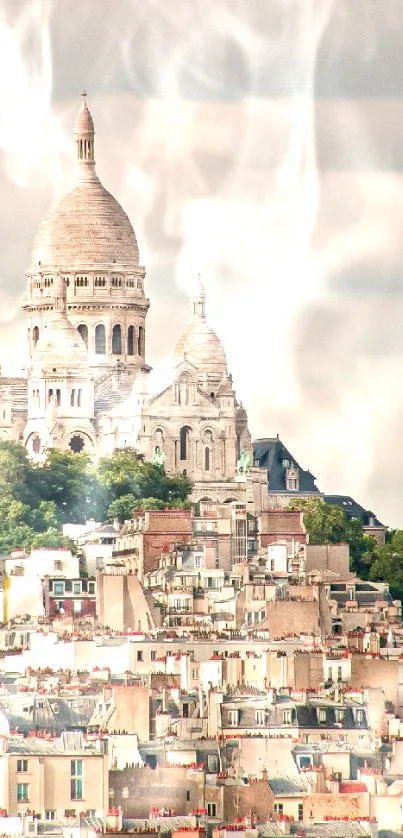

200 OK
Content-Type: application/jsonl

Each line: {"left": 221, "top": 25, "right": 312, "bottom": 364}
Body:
{"left": 0, "top": 442, "right": 192, "bottom": 553}
{"left": 1, "top": 441, "right": 401, "bottom": 601}
{"left": 287, "top": 496, "right": 403, "bottom": 599}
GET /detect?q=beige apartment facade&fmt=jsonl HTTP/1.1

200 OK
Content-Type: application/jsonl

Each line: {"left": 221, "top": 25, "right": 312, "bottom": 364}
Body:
{"left": 0, "top": 742, "right": 108, "bottom": 818}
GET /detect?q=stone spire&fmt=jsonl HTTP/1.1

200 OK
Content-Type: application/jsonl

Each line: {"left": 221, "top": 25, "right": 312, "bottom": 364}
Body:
{"left": 74, "top": 92, "right": 96, "bottom": 181}
{"left": 192, "top": 273, "right": 206, "bottom": 322}
{"left": 53, "top": 275, "right": 67, "bottom": 315}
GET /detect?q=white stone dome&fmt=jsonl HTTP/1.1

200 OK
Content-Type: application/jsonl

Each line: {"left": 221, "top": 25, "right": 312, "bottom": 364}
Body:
{"left": 174, "top": 320, "right": 228, "bottom": 376}
{"left": 33, "top": 314, "right": 88, "bottom": 369}
{"left": 29, "top": 177, "right": 140, "bottom": 270}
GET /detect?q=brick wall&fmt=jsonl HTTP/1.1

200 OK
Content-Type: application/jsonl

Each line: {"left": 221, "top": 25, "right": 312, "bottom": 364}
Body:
{"left": 306, "top": 543, "right": 350, "bottom": 576}
{"left": 294, "top": 650, "right": 324, "bottom": 689}
{"left": 109, "top": 765, "right": 204, "bottom": 817}
{"left": 350, "top": 655, "right": 403, "bottom": 714}
{"left": 303, "top": 791, "right": 369, "bottom": 821}
{"left": 262, "top": 600, "right": 321, "bottom": 638}
{"left": 223, "top": 781, "right": 274, "bottom": 822}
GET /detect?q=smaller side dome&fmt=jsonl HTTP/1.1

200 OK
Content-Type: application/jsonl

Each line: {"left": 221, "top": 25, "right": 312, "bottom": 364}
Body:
{"left": 174, "top": 322, "right": 227, "bottom": 376}
{"left": 174, "top": 275, "right": 228, "bottom": 377}
{"left": 33, "top": 315, "right": 88, "bottom": 370}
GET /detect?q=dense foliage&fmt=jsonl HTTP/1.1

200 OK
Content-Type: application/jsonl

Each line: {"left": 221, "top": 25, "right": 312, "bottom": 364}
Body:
{"left": 0, "top": 442, "right": 192, "bottom": 553}
{"left": 369, "top": 530, "right": 403, "bottom": 602}
{"left": 286, "top": 496, "right": 378, "bottom": 577}
{"left": 3, "top": 440, "right": 402, "bottom": 601}
{"left": 286, "top": 497, "right": 403, "bottom": 602}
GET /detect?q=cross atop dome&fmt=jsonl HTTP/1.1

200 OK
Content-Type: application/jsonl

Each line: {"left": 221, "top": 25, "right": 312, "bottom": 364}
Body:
{"left": 192, "top": 272, "right": 206, "bottom": 322}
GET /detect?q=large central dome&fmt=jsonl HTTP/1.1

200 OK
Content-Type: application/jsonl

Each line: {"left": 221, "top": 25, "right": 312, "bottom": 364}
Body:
{"left": 30, "top": 177, "right": 140, "bottom": 270}
{"left": 29, "top": 97, "right": 139, "bottom": 271}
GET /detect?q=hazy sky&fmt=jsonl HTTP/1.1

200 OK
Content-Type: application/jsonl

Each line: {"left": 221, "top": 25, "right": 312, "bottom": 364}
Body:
{"left": 1, "top": 0, "right": 403, "bottom": 526}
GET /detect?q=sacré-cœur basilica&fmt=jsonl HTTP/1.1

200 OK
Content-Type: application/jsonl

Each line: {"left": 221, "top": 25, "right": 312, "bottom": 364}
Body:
{"left": 0, "top": 97, "right": 270, "bottom": 511}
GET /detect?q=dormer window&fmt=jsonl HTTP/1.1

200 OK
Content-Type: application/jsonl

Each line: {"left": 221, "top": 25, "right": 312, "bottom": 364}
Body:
{"left": 226, "top": 709, "right": 239, "bottom": 727}
{"left": 318, "top": 708, "right": 327, "bottom": 724}
{"left": 286, "top": 463, "right": 300, "bottom": 491}
{"left": 355, "top": 709, "right": 365, "bottom": 727}
{"left": 282, "top": 458, "right": 290, "bottom": 468}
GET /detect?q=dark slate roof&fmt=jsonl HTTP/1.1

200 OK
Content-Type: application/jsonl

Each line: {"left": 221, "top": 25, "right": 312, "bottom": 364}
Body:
{"left": 0, "top": 694, "right": 97, "bottom": 733}
{"left": 323, "top": 495, "right": 385, "bottom": 528}
{"left": 220, "top": 697, "right": 367, "bottom": 731}
{"left": 253, "top": 438, "right": 320, "bottom": 494}
{"left": 295, "top": 704, "right": 367, "bottom": 730}
{"left": 268, "top": 778, "right": 306, "bottom": 796}
{"left": 329, "top": 581, "right": 393, "bottom": 607}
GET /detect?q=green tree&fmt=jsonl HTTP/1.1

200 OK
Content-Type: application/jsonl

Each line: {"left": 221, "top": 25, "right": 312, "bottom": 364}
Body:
{"left": 22, "top": 450, "right": 104, "bottom": 524}
{"left": 286, "top": 497, "right": 377, "bottom": 576}
{"left": 30, "top": 528, "right": 74, "bottom": 550}
{"left": 0, "top": 441, "right": 30, "bottom": 486}
{"left": 370, "top": 531, "right": 403, "bottom": 600}
{"left": 0, "top": 442, "right": 193, "bottom": 550}
{"left": 107, "top": 493, "right": 139, "bottom": 522}
{"left": 98, "top": 448, "right": 192, "bottom": 521}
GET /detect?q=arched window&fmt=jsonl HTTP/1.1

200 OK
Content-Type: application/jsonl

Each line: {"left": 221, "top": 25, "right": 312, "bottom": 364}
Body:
{"left": 112, "top": 324, "right": 122, "bottom": 355}
{"left": 48, "top": 388, "right": 53, "bottom": 404}
{"left": 127, "top": 325, "right": 135, "bottom": 356}
{"left": 56, "top": 389, "right": 61, "bottom": 407}
{"left": 205, "top": 447, "right": 210, "bottom": 471}
{"left": 138, "top": 325, "right": 144, "bottom": 356}
{"left": 77, "top": 389, "right": 82, "bottom": 407}
{"left": 71, "top": 389, "right": 76, "bottom": 407}
{"left": 33, "top": 326, "right": 39, "bottom": 345}
{"left": 95, "top": 324, "right": 106, "bottom": 354}
{"left": 180, "top": 426, "right": 191, "bottom": 461}
{"left": 77, "top": 324, "right": 88, "bottom": 349}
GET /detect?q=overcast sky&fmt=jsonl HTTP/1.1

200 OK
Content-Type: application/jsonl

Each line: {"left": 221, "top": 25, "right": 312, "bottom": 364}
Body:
{"left": 1, "top": 0, "right": 403, "bottom": 526}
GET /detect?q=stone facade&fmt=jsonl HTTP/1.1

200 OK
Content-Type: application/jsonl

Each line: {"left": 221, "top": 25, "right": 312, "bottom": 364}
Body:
{"left": 24, "top": 96, "right": 149, "bottom": 382}
{"left": 131, "top": 278, "right": 255, "bottom": 498}
{"left": 0, "top": 96, "right": 260, "bottom": 503}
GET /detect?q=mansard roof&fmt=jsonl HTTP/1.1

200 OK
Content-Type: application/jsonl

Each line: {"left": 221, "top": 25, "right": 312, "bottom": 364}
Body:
{"left": 253, "top": 437, "right": 320, "bottom": 494}
{"left": 323, "top": 495, "right": 385, "bottom": 528}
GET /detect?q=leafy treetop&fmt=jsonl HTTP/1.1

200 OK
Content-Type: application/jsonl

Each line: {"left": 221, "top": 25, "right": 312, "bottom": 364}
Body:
{"left": 286, "top": 496, "right": 378, "bottom": 577}
{"left": 0, "top": 442, "right": 192, "bottom": 553}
